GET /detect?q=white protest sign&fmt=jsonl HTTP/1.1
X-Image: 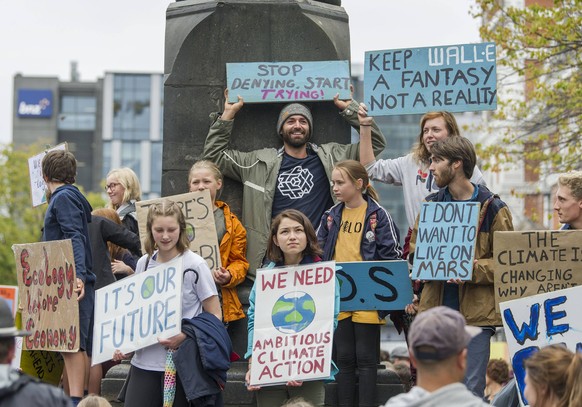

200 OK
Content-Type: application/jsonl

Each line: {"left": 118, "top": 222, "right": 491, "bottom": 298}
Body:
{"left": 28, "top": 143, "right": 67, "bottom": 207}
{"left": 250, "top": 262, "right": 336, "bottom": 386}
{"left": 500, "top": 285, "right": 582, "bottom": 406}
{"left": 91, "top": 256, "right": 183, "bottom": 365}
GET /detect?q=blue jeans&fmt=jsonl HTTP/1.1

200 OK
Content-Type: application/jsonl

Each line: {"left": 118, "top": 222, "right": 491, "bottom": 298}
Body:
{"left": 464, "top": 327, "right": 494, "bottom": 398}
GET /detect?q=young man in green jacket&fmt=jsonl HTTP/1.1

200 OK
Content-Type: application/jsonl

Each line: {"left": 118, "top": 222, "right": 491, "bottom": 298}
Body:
{"left": 203, "top": 90, "right": 386, "bottom": 278}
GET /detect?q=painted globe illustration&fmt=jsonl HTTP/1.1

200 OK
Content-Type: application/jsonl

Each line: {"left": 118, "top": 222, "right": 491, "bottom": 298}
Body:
{"left": 271, "top": 292, "right": 316, "bottom": 334}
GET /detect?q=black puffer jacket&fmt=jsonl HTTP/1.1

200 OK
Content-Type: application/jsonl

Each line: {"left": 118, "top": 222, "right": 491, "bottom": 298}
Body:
{"left": 0, "top": 366, "right": 72, "bottom": 407}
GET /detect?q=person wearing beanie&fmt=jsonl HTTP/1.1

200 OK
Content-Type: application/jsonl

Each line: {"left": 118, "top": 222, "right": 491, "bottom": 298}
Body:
{"left": 382, "top": 306, "right": 489, "bottom": 407}
{"left": 203, "top": 88, "right": 386, "bottom": 279}
{"left": 0, "top": 300, "right": 73, "bottom": 407}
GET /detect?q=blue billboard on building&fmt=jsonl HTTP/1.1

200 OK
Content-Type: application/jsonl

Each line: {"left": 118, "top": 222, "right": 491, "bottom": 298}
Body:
{"left": 17, "top": 89, "right": 53, "bottom": 118}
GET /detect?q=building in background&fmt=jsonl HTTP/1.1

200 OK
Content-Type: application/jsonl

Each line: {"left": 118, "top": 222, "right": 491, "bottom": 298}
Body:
{"left": 12, "top": 66, "right": 163, "bottom": 199}
{"left": 102, "top": 72, "right": 164, "bottom": 198}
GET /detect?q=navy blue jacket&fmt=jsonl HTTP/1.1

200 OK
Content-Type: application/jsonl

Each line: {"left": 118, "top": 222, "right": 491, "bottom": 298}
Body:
{"left": 43, "top": 185, "right": 95, "bottom": 285}
{"left": 173, "top": 312, "right": 232, "bottom": 406}
{"left": 317, "top": 194, "right": 403, "bottom": 262}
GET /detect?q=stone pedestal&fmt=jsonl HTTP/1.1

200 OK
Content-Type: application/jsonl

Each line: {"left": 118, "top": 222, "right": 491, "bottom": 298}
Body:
{"left": 162, "top": 0, "right": 352, "bottom": 214}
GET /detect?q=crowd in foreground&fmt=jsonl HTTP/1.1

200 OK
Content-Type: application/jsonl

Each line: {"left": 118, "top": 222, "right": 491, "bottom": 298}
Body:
{"left": 3, "top": 88, "right": 582, "bottom": 407}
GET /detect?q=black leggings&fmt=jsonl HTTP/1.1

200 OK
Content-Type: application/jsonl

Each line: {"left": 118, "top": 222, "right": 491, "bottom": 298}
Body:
{"left": 124, "top": 365, "right": 190, "bottom": 407}
{"left": 334, "top": 318, "right": 380, "bottom": 407}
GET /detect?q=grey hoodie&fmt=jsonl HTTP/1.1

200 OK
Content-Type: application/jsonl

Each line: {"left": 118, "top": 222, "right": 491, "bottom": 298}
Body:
{"left": 383, "top": 383, "right": 489, "bottom": 407}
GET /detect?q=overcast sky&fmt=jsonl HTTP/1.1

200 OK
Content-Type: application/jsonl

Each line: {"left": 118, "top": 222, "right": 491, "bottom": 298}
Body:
{"left": 0, "top": 0, "right": 480, "bottom": 145}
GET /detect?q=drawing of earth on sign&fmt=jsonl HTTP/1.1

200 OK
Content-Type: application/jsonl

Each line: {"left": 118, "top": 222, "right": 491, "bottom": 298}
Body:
{"left": 271, "top": 292, "right": 315, "bottom": 334}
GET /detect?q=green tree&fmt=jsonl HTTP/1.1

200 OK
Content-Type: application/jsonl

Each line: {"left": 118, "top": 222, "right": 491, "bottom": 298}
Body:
{"left": 472, "top": 0, "right": 581, "bottom": 172}
{"left": 0, "top": 144, "right": 106, "bottom": 284}
{"left": 0, "top": 144, "right": 46, "bottom": 284}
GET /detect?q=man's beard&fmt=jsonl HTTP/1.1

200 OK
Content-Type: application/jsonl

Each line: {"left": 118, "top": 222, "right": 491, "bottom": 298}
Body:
{"left": 434, "top": 165, "right": 454, "bottom": 188}
{"left": 282, "top": 129, "right": 309, "bottom": 148}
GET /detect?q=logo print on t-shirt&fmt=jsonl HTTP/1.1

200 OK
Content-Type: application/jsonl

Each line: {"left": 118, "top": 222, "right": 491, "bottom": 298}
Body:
{"left": 277, "top": 166, "right": 314, "bottom": 199}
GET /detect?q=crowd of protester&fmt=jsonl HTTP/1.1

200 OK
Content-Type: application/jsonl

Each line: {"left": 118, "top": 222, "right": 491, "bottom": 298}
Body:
{"left": 4, "top": 88, "right": 582, "bottom": 407}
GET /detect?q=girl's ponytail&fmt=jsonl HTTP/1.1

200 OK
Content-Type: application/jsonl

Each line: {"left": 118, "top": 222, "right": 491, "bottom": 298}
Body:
{"left": 560, "top": 352, "right": 582, "bottom": 407}
{"left": 334, "top": 160, "right": 379, "bottom": 201}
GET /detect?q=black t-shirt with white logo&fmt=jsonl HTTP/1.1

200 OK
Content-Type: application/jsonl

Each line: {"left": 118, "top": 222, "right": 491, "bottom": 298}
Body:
{"left": 272, "top": 150, "right": 334, "bottom": 229}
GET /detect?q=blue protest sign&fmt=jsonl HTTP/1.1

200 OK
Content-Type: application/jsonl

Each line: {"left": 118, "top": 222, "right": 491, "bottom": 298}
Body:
{"left": 227, "top": 60, "right": 351, "bottom": 103}
{"left": 336, "top": 260, "right": 412, "bottom": 311}
{"left": 412, "top": 202, "right": 480, "bottom": 281}
{"left": 364, "top": 42, "right": 496, "bottom": 115}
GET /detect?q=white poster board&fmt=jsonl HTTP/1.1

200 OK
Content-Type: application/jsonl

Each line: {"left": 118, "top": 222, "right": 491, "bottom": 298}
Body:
{"left": 500, "top": 285, "right": 582, "bottom": 406}
{"left": 91, "top": 256, "right": 183, "bottom": 365}
{"left": 28, "top": 143, "right": 67, "bottom": 207}
{"left": 249, "top": 262, "right": 336, "bottom": 386}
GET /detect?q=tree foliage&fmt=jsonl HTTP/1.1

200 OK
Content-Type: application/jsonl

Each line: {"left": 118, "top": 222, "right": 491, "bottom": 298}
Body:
{"left": 472, "top": 0, "right": 582, "bottom": 173}
{"left": 0, "top": 144, "right": 106, "bottom": 285}
{"left": 0, "top": 144, "right": 47, "bottom": 285}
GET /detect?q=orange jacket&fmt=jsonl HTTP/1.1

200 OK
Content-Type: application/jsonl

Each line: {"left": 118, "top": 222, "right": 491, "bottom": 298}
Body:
{"left": 216, "top": 200, "right": 249, "bottom": 322}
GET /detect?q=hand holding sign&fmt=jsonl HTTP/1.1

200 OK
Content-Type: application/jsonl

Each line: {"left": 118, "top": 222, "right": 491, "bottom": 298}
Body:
{"left": 357, "top": 103, "right": 373, "bottom": 126}
{"left": 222, "top": 89, "right": 244, "bottom": 121}
{"left": 333, "top": 83, "right": 355, "bottom": 111}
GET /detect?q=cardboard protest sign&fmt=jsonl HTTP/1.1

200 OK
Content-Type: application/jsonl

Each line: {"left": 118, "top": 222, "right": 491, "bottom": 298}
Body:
{"left": 28, "top": 143, "right": 67, "bottom": 207}
{"left": 364, "top": 42, "right": 496, "bottom": 115}
{"left": 136, "top": 190, "right": 221, "bottom": 270}
{"left": 500, "top": 286, "right": 582, "bottom": 406}
{"left": 19, "top": 350, "right": 64, "bottom": 386}
{"left": 494, "top": 230, "right": 582, "bottom": 310}
{"left": 337, "top": 261, "right": 412, "bottom": 311}
{"left": 92, "top": 256, "right": 183, "bottom": 365}
{"left": 250, "top": 262, "right": 336, "bottom": 386}
{"left": 12, "top": 240, "right": 79, "bottom": 352}
{"left": 412, "top": 202, "right": 480, "bottom": 280}
{"left": 227, "top": 60, "right": 351, "bottom": 103}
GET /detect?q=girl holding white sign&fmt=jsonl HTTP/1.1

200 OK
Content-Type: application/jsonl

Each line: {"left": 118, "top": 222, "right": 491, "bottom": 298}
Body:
{"left": 189, "top": 160, "right": 249, "bottom": 356}
{"left": 245, "top": 209, "right": 339, "bottom": 407}
{"left": 317, "top": 159, "right": 402, "bottom": 407}
{"left": 113, "top": 200, "right": 222, "bottom": 407}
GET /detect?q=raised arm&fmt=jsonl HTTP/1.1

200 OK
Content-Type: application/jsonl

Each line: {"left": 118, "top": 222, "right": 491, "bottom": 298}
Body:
{"left": 202, "top": 89, "right": 246, "bottom": 182}
{"left": 357, "top": 103, "right": 375, "bottom": 167}
{"left": 334, "top": 86, "right": 385, "bottom": 159}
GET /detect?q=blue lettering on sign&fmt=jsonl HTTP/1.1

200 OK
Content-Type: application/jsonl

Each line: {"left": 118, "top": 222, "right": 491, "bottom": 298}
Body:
{"left": 337, "top": 261, "right": 412, "bottom": 311}
{"left": 504, "top": 296, "right": 570, "bottom": 347}
{"left": 503, "top": 304, "right": 540, "bottom": 346}
{"left": 512, "top": 346, "right": 539, "bottom": 405}
{"left": 17, "top": 89, "right": 53, "bottom": 118}
{"left": 544, "top": 296, "right": 569, "bottom": 336}
{"left": 98, "top": 295, "right": 177, "bottom": 353}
